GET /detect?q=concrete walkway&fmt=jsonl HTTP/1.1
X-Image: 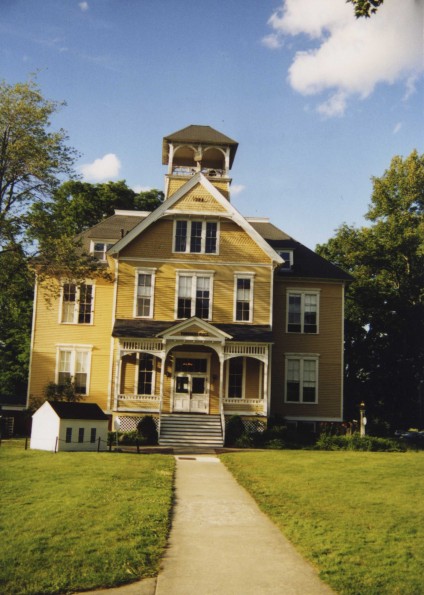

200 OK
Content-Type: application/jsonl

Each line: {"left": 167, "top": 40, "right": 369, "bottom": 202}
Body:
{"left": 77, "top": 454, "right": 334, "bottom": 595}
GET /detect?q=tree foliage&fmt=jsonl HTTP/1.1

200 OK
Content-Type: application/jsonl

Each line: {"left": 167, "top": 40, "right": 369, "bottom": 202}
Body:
{"left": 317, "top": 150, "right": 424, "bottom": 430}
{"left": 347, "top": 0, "right": 384, "bottom": 18}
{"left": 0, "top": 78, "right": 77, "bottom": 252}
{"left": 29, "top": 180, "right": 163, "bottom": 239}
{"left": 0, "top": 79, "right": 163, "bottom": 404}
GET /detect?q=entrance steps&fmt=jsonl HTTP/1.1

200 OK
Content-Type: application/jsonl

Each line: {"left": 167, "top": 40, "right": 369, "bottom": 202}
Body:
{"left": 159, "top": 413, "right": 224, "bottom": 448}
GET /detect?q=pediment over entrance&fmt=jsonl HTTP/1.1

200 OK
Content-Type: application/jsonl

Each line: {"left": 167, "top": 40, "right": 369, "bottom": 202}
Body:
{"left": 157, "top": 317, "right": 232, "bottom": 342}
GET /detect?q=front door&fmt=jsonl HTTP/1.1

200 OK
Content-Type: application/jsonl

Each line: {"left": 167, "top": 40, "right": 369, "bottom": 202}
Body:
{"left": 173, "top": 356, "right": 209, "bottom": 413}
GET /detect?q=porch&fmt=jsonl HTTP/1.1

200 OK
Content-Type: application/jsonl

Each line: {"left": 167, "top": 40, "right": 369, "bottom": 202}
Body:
{"left": 111, "top": 318, "right": 272, "bottom": 444}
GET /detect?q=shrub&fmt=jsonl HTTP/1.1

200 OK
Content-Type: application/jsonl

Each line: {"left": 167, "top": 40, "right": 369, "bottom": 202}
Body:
{"left": 315, "top": 433, "right": 405, "bottom": 452}
{"left": 225, "top": 416, "right": 245, "bottom": 446}
{"left": 137, "top": 416, "right": 158, "bottom": 445}
{"left": 234, "top": 433, "right": 254, "bottom": 448}
{"left": 43, "top": 378, "right": 84, "bottom": 402}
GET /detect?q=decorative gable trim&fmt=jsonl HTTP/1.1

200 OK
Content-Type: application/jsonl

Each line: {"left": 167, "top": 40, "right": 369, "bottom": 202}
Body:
{"left": 156, "top": 316, "right": 233, "bottom": 342}
{"left": 108, "top": 173, "right": 283, "bottom": 264}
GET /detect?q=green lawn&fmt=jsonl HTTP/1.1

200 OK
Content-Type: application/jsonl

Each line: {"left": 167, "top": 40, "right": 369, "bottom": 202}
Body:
{"left": 0, "top": 440, "right": 175, "bottom": 595}
{"left": 221, "top": 450, "right": 424, "bottom": 595}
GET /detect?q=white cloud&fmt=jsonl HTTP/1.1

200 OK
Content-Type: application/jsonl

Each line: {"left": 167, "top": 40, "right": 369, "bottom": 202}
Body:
{"left": 79, "top": 2, "right": 89, "bottom": 11}
{"left": 231, "top": 184, "right": 246, "bottom": 195}
{"left": 261, "top": 33, "right": 283, "bottom": 50}
{"left": 80, "top": 154, "right": 121, "bottom": 182}
{"left": 265, "top": 0, "right": 424, "bottom": 116}
{"left": 393, "top": 122, "right": 402, "bottom": 134}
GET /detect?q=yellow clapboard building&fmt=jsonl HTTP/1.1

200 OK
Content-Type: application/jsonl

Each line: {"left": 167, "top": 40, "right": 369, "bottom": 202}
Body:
{"left": 28, "top": 126, "right": 351, "bottom": 446}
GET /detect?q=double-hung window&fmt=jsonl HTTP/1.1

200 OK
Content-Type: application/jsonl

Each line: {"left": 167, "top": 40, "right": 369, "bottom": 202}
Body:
{"left": 57, "top": 346, "right": 92, "bottom": 395}
{"left": 287, "top": 290, "right": 319, "bottom": 333}
{"left": 177, "top": 272, "right": 212, "bottom": 320}
{"left": 174, "top": 220, "right": 218, "bottom": 254}
{"left": 285, "top": 356, "right": 318, "bottom": 404}
{"left": 61, "top": 283, "right": 94, "bottom": 324}
{"left": 135, "top": 270, "right": 156, "bottom": 318}
{"left": 138, "top": 353, "right": 154, "bottom": 395}
{"left": 234, "top": 274, "right": 254, "bottom": 322}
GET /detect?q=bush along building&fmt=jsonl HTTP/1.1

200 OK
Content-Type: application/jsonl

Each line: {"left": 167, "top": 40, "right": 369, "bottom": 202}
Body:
{"left": 28, "top": 125, "right": 351, "bottom": 447}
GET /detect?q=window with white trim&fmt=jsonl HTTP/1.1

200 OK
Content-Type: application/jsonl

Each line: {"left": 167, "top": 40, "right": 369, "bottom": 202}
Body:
{"left": 135, "top": 270, "right": 155, "bottom": 318}
{"left": 138, "top": 353, "right": 154, "bottom": 395}
{"left": 174, "top": 220, "right": 218, "bottom": 254}
{"left": 277, "top": 250, "right": 294, "bottom": 271}
{"left": 176, "top": 273, "right": 212, "bottom": 320}
{"left": 287, "top": 290, "right": 319, "bottom": 334}
{"left": 57, "top": 346, "right": 92, "bottom": 395}
{"left": 91, "top": 241, "right": 114, "bottom": 261}
{"left": 61, "top": 283, "right": 94, "bottom": 324}
{"left": 285, "top": 356, "right": 318, "bottom": 404}
{"left": 234, "top": 274, "right": 254, "bottom": 322}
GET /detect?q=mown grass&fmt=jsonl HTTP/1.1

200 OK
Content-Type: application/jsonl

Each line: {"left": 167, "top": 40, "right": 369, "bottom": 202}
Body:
{"left": 0, "top": 440, "right": 175, "bottom": 595}
{"left": 221, "top": 450, "right": 424, "bottom": 595}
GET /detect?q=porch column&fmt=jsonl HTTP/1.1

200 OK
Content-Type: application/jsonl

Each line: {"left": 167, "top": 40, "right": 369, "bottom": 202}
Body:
{"left": 263, "top": 358, "right": 269, "bottom": 417}
{"left": 159, "top": 353, "right": 166, "bottom": 414}
{"left": 113, "top": 353, "right": 122, "bottom": 410}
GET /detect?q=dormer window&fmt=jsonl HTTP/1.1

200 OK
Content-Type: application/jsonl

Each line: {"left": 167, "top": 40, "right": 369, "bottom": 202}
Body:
{"left": 91, "top": 241, "right": 115, "bottom": 261}
{"left": 278, "top": 250, "right": 294, "bottom": 271}
{"left": 174, "top": 220, "right": 218, "bottom": 254}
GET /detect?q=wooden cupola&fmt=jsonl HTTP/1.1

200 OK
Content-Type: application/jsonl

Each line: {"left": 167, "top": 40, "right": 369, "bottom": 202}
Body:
{"left": 162, "top": 125, "right": 238, "bottom": 200}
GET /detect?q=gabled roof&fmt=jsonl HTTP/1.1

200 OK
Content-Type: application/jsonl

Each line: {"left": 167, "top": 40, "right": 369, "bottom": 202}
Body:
{"left": 45, "top": 401, "right": 109, "bottom": 420}
{"left": 108, "top": 173, "right": 283, "bottom": 265}
{"left": 162, "top": 125, "right": 238, "bottom": 167}
{"left": 156, "top": 317, "right": 232, "bottom": 341}
{"left": 113, "top": 319, "right": 273, "bottom": 343}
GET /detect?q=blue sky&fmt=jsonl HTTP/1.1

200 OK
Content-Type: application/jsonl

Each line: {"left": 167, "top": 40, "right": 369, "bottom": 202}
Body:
{"left": 1, "top": 0, "right": 423, "bottom": 248}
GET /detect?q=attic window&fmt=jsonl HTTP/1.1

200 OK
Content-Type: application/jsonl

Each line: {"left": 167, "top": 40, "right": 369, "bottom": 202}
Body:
{"left": 174, "top": 220, "right": 218, "bottom": 254}
{"left": 278, "top": 250, "right": 294, "bottom": 271}
{"left": 91, "top": 241, "right": 115, "bottom": 261}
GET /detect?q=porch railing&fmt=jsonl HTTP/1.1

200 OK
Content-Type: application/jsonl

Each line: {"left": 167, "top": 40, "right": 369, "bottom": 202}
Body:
{"left": 117, "top": 394, "right": 161, "bottom": 412}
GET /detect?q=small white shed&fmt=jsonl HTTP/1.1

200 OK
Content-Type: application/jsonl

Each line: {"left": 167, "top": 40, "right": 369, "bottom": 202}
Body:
{"left": 30, "top": 401, "right": 109, "bottom": 452}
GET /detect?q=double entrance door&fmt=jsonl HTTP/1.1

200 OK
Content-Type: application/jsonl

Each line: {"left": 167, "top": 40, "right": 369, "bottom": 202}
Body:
{"left": 173, "top": 355, "right": 209, "bottom": 413}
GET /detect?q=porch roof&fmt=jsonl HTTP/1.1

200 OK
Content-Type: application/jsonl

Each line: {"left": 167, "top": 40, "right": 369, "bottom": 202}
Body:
{"left": 112, "top": 319, "right": 273, "bottom": 342}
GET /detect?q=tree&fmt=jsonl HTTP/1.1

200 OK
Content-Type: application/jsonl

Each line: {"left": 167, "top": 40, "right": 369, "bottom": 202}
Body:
{"left": 29, "top": 180, "right": 163, "bottom": 239}
{"left": 0, "top": 78, "right": 77, "bottom": 253}
{"left": 347, "top": 0, "right": 384, "bottom": 18}
{"left": 317, "top": 151, "right": 424, "bottom": 431}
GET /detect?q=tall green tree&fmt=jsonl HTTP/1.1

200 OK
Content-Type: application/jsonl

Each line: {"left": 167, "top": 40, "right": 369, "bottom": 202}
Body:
{"left": 317, "top": 150, "right": 424, "bottom": 430}
{"left": 0, "top": 78, "right": 77, "bottom": 253}
{"left": 29, "top": 180, "right": 163, "bottom": 239}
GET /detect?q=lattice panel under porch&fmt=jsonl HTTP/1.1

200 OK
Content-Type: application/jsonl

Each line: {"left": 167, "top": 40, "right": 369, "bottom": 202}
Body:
{"left": 116, "top": 416, "right": 159, "bottom": 432}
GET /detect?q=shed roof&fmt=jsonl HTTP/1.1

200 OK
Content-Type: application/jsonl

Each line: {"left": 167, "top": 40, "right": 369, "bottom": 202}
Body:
{"left": 47, "top": 401, "right": 109, "bottom": 420}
